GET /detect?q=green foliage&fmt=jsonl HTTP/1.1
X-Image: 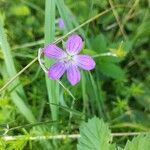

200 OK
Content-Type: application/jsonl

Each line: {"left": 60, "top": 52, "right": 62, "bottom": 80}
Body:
{"left": 10, "top": 5, "right": 31, "bottom": 16}
{"left": 77, "top": 117, "right": 112, "bottom": 150}
{"left": 0, "top": 12, "right": 36, "bottom": 123}
{"left": 44, "top": 0, "right": 60, "bottom": 124}
{"left": 134, "top": 21, "right": 150, "bottom": 41}
{"left": 0, "top": 0, "right": 149, "bottom": 149}
{"left": 124, "top": 135, "right": 150, "bottom": 150}
{"left": 99, "top": 62, "right": 126, "bottom": 80}
{"left": 78, "top": 117, "right": 150, "bottom": 150}
{"left": 91, "top": 34, "right": 107, "bottom": 53}
{"left": 56, "top": 0, "right": 73, "bottom": 31}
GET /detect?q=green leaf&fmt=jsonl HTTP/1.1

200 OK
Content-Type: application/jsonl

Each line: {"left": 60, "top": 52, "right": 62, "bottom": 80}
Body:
{"left": 134, "top": 21, "right": 150, "bottom": 41}
{"left": 134, "top": 87, "right": 150, "bottom": 110}
{"left": 44, "top": 0, "right": 60, "bottom": 122}
{"left": 91, "top": 34, "right": 107, "bottom": 53}
{"left": 124, "top": 134, "right": 150, "bottom": 150}
{"left": 88, "top": 73, "right": 105, "bottom": 117}
{"left": 99, "top": 62, "right": 126, "bottom": 80}
{"left": 77, "top": 117, "right": 113, "bottom": 150}
{"left": 10, "top": 5, "right": 30, "bottom": 16}
{"left": 117, "top": 147, "right": 123, "bottom": 150}
{"left": 82, "top": 49, "right": 97, "bottom": 56}
{"left": 0, "top": 13, "right": 36, "bottom": 123}
{"left": 49, "top": 103, "right": 85, "bottom": 117}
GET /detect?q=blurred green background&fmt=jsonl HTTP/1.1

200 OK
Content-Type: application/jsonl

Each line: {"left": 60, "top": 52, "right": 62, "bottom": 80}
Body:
{"left": 0, "top": 0, "right": 149, "bottom": 149}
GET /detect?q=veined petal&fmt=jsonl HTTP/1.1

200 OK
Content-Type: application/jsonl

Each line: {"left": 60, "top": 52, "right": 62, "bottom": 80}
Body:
{"left": 66, "top": 35, "right": 83, "bottom": 55}
{"left": 48, "top": 62, "right": 66, "bottom": 80}
{"left": 74, "top": 55, "right": 96, "bottom": 70}
{"left": 67, "top": 64, "right": 81, "bottom": 85}
{"left": 43, "top": 44, "right": 65, "bottom": 59}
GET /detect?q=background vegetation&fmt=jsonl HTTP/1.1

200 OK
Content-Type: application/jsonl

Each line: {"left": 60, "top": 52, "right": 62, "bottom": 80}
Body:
{"left": 0, "top": 0, "right": 149, "bottom": 149}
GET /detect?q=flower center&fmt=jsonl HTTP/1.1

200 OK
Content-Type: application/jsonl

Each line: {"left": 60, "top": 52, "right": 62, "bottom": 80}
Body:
{"left": 62, "top": 54, "right": 74, "bottom": 63}
{"left": 66, "top": 54, "right": 72, "bottom": 60}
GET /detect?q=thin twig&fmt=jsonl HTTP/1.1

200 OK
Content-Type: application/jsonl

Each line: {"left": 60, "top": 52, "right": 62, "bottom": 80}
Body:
{"left": 57, "top": 80, "right": 76, "bottom": 100}
{"left": 122, "top": 0, "right": 139, "bottom": 25}
{"left": 108, "top": 0, "right": 127, "bottom": 39}
{"left": 37, "top": 48, "right": 48, "bottom": 74}
{"left": 12, "top": 39, "right": 44, "bottom": 50}
{"left": 93, "top": 52, "right": 117, "bottom": 58}
{"left": 116, "top": 0, "right": 139, "bottom": 37}
{"left": 112, "top": 132, "right": 148, "bottom": 137}
{"left": 2, "top": 132, "right": 149, "bottom": 141}
{"left": 0, "top": 57, "right": 38, "bottom": 93}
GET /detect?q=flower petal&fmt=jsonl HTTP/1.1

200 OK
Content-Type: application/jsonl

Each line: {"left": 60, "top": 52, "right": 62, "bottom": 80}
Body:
{"left": 43, "top": 44, "right": 65, "bottom": 59}
{"left": 58, "top": 18, "right": 65, "bottom": 29}
{"left": 48, "top": 62, "right": 66, "bottom": 80}
{"left": 67, "top": 64, "right": 80, "bottom": 85}
{"left": 74, "top": 55, "right": 96, "bottom": 70}
{"left": 66, "top": 35, "right": 83, "bottom": 55}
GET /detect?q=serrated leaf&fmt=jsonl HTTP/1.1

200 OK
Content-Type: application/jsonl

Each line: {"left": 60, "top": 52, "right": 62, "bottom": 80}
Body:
{"left": 124, "top": 134, "right": 150, "bottom": 150}
{"left": 99, "top": 62, "right": 126, "bottom": 80}
{"left": 117, "top": 147, "right": 123, "bottom": 150}
{"left": 77, "top": 117, "right": 113, "bottom": 150}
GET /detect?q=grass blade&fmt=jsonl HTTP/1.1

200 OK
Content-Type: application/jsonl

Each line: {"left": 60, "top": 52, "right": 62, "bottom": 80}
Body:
{"left": 44, "top": 0, "right": 59, "bottom": 121}
{"left": 56, "top": 0, "right": 73, "bottom": 31}
{"left": 89, "top": 72, "right": 104, "bottom": 117}
{"left": 0, "top": 14, "right": 36, "bottom": 123}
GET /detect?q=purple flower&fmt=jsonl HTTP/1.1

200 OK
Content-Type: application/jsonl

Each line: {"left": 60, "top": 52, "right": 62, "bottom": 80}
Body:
{"left": 43, "top": 35, "right": 96, "bottom": 85}
{"left": 58, "top": 18, "right": 65, "bottom": 29}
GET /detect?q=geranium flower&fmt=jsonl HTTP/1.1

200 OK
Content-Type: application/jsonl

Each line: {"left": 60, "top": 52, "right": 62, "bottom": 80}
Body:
{"left": 43, "top": 34, "right": 96, "bottom": 85}
{"left": 58, "top": 18, "right": 65, "bottom": 29}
